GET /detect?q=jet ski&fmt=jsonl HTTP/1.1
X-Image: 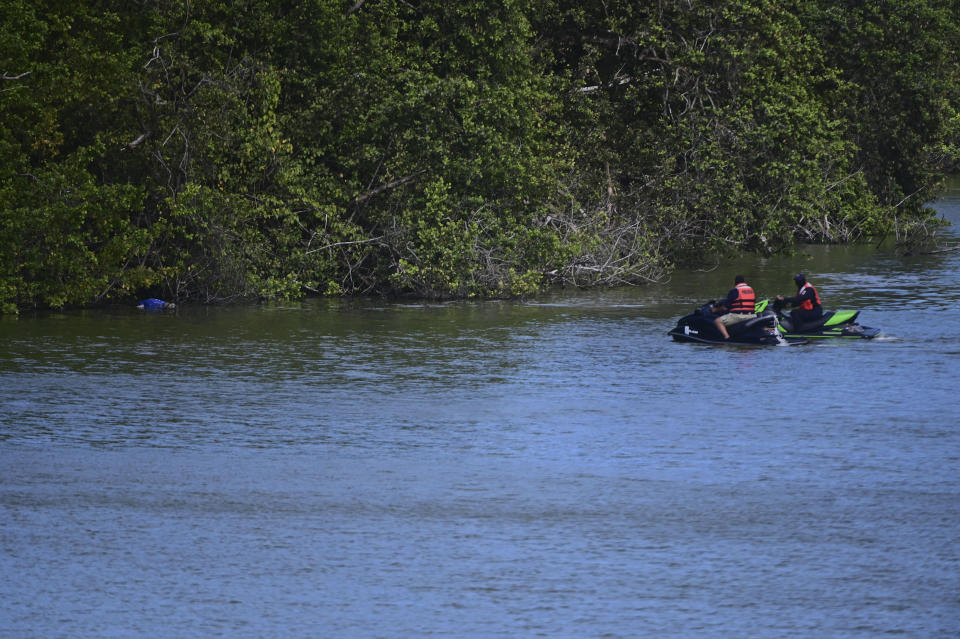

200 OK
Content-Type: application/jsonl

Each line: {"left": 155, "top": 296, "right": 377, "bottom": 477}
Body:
{"left": 668, "top": 301, "right": 807, "bottom": 345}
{"left": 757, "top": 299, "right": 881, "bottom": 339}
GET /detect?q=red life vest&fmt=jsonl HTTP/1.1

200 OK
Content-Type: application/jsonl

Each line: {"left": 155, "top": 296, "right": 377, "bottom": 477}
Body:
{"left": 798, "top": 282, "right": 821, "bottom": 311}
{"left": 729, "top": 282, "right": 756, "bottom": 313}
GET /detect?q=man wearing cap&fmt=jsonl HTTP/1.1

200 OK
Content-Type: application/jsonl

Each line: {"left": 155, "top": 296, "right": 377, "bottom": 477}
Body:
{"left": 776, "top": 273, "right": 822, "bottom": 328}
{"left": 711, "top": 275, "right": 756, "bottom": 340}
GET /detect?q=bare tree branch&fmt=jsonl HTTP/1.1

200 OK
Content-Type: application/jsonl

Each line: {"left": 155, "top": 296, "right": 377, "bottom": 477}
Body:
{"left": 124, "top": 131, "right": 150, "bottom": 150}
{"left": 304, "top": 235, "right": 385, "bottom": 256}
{"left": 352, "top": 170, "right": 427, "bottom": 204}
{"left": 345, "top": 0, "right": 367, "bottom": 16}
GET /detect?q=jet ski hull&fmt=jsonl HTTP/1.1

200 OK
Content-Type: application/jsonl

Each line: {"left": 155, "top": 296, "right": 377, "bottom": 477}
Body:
{"left": 763, "top": 299, "right": 881, "bottom": 339}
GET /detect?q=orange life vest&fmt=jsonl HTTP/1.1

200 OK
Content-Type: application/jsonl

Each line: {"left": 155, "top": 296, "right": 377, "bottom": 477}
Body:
{"left": 798, "top": 282, "right": 821, "bottom": 311}
{"left": 729, "top": 282, "right": 756, "bottom": 313}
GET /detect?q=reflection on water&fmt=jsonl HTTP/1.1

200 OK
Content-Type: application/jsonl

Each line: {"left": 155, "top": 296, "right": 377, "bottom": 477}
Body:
{"left": 2, "top": 188, "right": 960, "bottom": 637}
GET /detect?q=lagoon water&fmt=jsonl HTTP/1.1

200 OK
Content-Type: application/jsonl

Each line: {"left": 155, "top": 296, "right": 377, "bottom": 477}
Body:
{"left": 2, "top": 187, "right": 960, "bottom": 637}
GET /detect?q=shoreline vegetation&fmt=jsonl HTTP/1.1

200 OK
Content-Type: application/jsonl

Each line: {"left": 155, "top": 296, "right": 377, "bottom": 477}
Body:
{"left": 2, "top": 0, "right": 958, "bottom": 314}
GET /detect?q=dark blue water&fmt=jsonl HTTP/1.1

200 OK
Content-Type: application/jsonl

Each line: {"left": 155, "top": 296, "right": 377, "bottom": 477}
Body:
{"left": 2, "top": 187, "right": 960, "bottom": 637}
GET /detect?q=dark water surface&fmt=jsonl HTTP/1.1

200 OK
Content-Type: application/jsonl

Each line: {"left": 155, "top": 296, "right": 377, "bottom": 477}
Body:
{"left": 3, "top": 187, "right": 960, "bottom": 637}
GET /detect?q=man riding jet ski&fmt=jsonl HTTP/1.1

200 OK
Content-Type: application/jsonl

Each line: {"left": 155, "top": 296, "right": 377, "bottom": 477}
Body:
{"left": 776, "top": 273, "right": 822, "bottom": 328}
{"left": 712, "top": 275, "right": 757, "bottom": 340}
{"left": 770, "top": 273, "right": 880, "bottom": 339}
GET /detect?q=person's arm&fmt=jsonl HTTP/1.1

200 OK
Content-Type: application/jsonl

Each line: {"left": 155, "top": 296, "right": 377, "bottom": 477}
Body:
{"left": 780, "top": 289, "right": 809, "bottom": 306}
{"left": 711, "top": 298, "right": 730, "bottom": 314}
{"left": 722, "top": 288, "right": 738, "bottom": 309}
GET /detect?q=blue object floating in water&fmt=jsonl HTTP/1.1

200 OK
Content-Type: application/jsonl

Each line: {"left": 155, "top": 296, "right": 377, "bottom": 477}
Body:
{"left": 137, "top": 298, "right": 175, "bottom": 311}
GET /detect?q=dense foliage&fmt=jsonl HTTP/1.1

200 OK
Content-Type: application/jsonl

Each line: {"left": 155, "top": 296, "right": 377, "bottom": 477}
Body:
{"left": 2, "top": 0, "right": 958, "bottom": 311}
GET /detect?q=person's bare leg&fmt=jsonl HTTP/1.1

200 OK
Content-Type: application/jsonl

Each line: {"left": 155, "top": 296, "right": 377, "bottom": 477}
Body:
{"left": 715, "top": 317, "right": 730, "bottom": 339}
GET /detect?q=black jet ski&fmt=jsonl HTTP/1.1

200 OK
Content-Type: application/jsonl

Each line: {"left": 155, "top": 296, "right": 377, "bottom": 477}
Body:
{"left": 668, "top": 301, "right": 807, "bottom": 345}
{"left": 759, "top": 299, "right": 881, "bottom": 339}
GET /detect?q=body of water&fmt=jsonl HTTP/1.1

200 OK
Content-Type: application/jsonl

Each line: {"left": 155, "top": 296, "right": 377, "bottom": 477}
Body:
{"left": 2, "top": 186, "right": 960, "bottom": 637}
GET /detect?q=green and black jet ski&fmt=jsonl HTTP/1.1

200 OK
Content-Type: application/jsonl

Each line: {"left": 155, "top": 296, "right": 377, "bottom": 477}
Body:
{"left": 757, "top": 299, "right": 881, "bottom": 339}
